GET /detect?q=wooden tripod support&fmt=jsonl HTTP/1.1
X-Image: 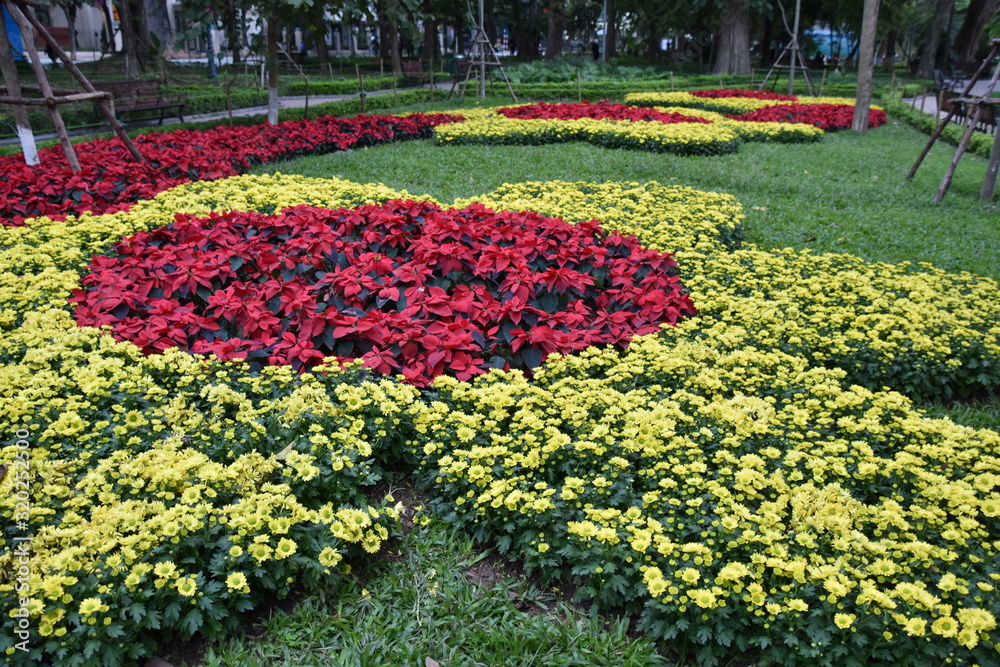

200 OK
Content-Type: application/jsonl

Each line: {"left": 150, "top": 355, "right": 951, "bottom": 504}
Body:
{"left": 758, "top": 41, "right": 815, "bottom": 97}
{"left": 455, "top": 27, "right": 516, "bottom": 102}
{"left": 1, "top": 0, "right": 145, "bottom": 171}
{"left": 907, "top": 39, "right": 1000, "bottom": 202}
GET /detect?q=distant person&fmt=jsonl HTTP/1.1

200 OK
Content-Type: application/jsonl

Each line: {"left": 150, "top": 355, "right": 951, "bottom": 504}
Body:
{"left": 591, "top": 41, "right": 600, "bottom": 60}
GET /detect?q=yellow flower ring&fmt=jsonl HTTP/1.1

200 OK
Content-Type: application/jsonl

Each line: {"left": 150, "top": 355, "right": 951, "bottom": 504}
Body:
{"left": 433, "top": 100, "right": 824, "bottom": 153}
{"left": 1, "top": 173, "right": 999, "bottom": 664}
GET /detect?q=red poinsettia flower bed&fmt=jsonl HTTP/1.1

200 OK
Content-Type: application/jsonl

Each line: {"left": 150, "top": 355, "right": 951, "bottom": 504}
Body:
{"left": 690, "top": 89, "right": 798, "bottom": 101}
{"left": 496, "top": 101, "right": 711, "bottom": 124}
{"left": 728, "top": 103, "right": 887, "bottom": 131}
{"left": 0, "top": 113, "right": 462, "bottom": 227}
{"left": 70, "top": 200, "right": 696, "bottom": 385}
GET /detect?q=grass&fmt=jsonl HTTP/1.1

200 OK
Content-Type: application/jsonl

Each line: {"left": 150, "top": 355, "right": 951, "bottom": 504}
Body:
{"left": 194, "top": 501, "right": 670, "bottom": 667}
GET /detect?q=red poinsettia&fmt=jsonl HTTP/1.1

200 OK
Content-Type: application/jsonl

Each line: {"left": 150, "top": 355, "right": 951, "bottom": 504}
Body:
{"left": 728, "top": 103, "right": 887, "bottom": 131}
{"left": 71, "top": 201, "right": 697, "bottom": 385}
{"left": 496, "top": 101, "right": 711, "bottom": 124}
{"left": 0, "top": 113, "right": 463, "bottom": 227}
{"left": 690, "top": 89, "right": 798, "bottom": 101}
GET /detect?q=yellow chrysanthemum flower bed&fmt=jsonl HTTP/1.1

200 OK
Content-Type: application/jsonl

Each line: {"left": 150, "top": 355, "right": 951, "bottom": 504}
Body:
{"left": 432, "top": 106, "right": 822, "bottom": 153}
{"left": 625, "top": 91, "right": 881, "bottom": 115}
{"left": 411, "top": 339, "right": 1000, "bottom": 665}
{"left": 1, "top": 174, "right": 998, "bottom": 665}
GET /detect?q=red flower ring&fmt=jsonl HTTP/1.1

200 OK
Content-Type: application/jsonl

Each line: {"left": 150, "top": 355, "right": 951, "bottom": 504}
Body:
{"left": 0, "top": 113, "right": 462, "bottom": 227}
{"left": 71, "top": 201, "right": 697, "bottom": 385}
{"left": 729, "top": 103, "right": 887, "bottom": 131}
{"left": 690, "top": 89, "right": 798, "bottom": 101}
{"left": 496, "top": 101, "right": 712, "bottom": 124}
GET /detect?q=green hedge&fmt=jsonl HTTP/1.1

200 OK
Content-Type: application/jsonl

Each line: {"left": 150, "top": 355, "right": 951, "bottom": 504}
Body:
{"left": 287, "top": 75, "right": 447, "bottom": 95}
{"left": 509, "top": 78, "right": 860, "bottom": 101}
{"left": 161, "top": 86, "right": 269, "bottom": 116}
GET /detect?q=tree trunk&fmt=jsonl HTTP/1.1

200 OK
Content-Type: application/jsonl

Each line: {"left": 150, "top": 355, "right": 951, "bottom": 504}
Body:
{"left": 544, "top": 0, "right": 564, "bottom": 61}
{"left": 142, "top": 0, "right": 172, "bottom": 58}
{"left": 954, "top": 0, "right": 1000, "bottom": 63}
{"left": 387, "top": 0, "right": 402, "bottom": 75}
{"left": 422, "top": 0, "right": 437, "bottom": 62}
{"left": 267, "top": 17, "right": 279, "bottom": 125}
{"left": 853, "top": 0, "right": 880, "bottom": 135}
{"left": 712, "top": 0, "right": 751, "bottom": 75}
{"left": 310, "top": 2, "right": 329, "bottom": 66}
{"left": 117, "top": 0, "right": 139, "bottom": 77}
{"left": 0, "top": 13, "right": 38, "bottom": 165}
{"left": 225, "top": 0, "right": 242, "bottom": 65}
{"left": 882, "top": 28, "right": 897, "bottom": 72}
{"left": 645, "top": 20, "right": 658, "bottom": 60}
{"left": 917, "top": 0, "right": 956, "bottom": 78}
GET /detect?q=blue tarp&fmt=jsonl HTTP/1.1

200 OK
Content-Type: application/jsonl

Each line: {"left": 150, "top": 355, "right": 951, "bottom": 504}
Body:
{"left": 3, "top": 6, "right": 24, "bottom": 61}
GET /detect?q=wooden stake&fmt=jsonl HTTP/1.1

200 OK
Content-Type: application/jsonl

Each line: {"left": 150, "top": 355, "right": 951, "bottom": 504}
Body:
{"left": 392, "top": 70, "right": 397, "bottom": 108}
{"left": 304, "top": 78, "right": 309, "bottom": 119}
{"left": 356, "top": 63, "right": 366, "bottom": 113}
{"left": 919, "top": 86, "right": 926, "bottom": 114}
{"left": 719, "top": 72, "right": 724, "bottom": 87}
{"left": 669, "top": 71, "right": 674, "bottom": 91}
{"left": 981, "top": 122, "right": 1000, "bottom": 201}
{"left": 577, "top": 70, "right": 582, "bottom": 102}
{"left": 934, "top": 105, "right": 984, "bottom": 202}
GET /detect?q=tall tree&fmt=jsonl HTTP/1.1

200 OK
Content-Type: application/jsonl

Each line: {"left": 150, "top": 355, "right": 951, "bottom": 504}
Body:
{"left": 713, "top": 0, "right": 751, "bottom": 73}
{"left": 916, "top": 0, "right": 955, "bottom": 77}
{"left": 544, "top": 0, "right": 565, "bottom": 60}
{"left": 853, "top": 0, "right": 880, "bottom": 134}
{"left": 953, "top": 0, "right": 1000, "bottom": 62}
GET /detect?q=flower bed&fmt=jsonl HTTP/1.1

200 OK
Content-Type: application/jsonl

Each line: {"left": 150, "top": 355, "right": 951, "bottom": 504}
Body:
{"left": 494, "top": 100, "right": 711, "bottom": 124}
{"left": 71, "top": 200, "right": 695, "bottom": 385}
{"left": 408, "top": 338, "right": 1000, "bottom": 667}
{"left": 1, "top": 173, "right": 999, "bottom": 666}
{"left": 625, "top": 91, "right": 885, "bottom": 130}
{"left": 433, "top": 103, "right": 822, "bottom": 153}
{"left": 434, "top": 107, "right": 743, "bottom": 155}
{"left": 690, "top": 88, "right": 798, "bottom": 101}
{"left": 730, "top": 103, "right": 887, "bottom": 131}
{"left": 0, "top": 112, "right": 462, "bottom": 227}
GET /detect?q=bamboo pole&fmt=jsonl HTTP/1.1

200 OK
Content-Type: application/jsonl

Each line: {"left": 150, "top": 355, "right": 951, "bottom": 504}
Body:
{"left": 356, "top": 63, "right": 366, "bottom": 113}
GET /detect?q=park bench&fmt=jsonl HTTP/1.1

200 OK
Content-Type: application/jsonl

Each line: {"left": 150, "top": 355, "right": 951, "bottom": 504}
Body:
{"left": 97, "top": 78, "right": 185, "bottom": 125}
{"left": 402, "top": 60, "right": 429, "bottom": 83}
